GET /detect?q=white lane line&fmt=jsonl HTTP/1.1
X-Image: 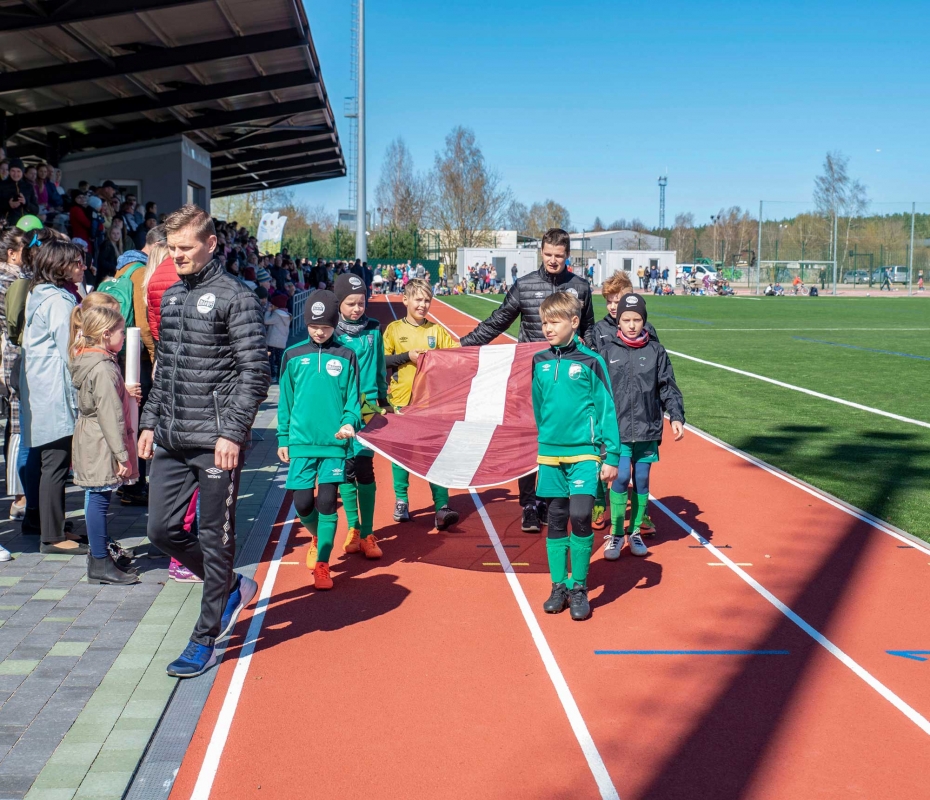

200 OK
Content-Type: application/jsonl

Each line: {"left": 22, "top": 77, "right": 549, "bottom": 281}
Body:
{"left": 470, "top": 490, "right": 621, "bottom": 799}
{"left": 667, "top": 349, "right": 930, "bottom": 429}
{"left": 433, "top": 297, "right": 930, "bottom": 549}
{"left": 651, "top": 495, "right": 930, "bottom": 737}
{"left": 682, "top": 424, "right": 930, "bottom": 554}
{"left": 191, "top": 506, "right": 296, "bottom": 800}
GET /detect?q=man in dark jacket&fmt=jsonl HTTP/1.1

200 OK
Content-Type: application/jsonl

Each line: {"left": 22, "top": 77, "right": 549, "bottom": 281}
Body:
{"left": 0, "top": 159, "right": 39, "bottom": 225}
{"left": 139, "top": 204, "right": 270, "bottom": 679}
{"left": 460, "top": 228, "right": 594, "bottom": 532}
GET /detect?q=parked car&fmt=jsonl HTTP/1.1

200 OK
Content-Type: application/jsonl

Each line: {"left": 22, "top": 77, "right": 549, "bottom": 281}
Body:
{"left": 869, "top": 266, "right": 909, "bottom": 284}
{"left": 843, "top": 270, "right": 870, "bottom": 284}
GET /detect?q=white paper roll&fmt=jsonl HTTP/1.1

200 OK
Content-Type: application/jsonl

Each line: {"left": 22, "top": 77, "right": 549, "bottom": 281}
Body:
{"left": 125, "top": 327, "right": 141, "bottom": 386}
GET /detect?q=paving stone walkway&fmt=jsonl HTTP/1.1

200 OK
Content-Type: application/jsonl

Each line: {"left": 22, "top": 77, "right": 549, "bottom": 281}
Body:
{"left": 0, "top": 391, "right": 280, "bottom": 800}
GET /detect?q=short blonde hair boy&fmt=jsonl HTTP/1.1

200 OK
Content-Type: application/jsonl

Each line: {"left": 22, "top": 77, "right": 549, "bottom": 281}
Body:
{"left": 404, "top": 278, "right": 433, "bottom": 299}
{"left": 539, "top": 291, "right": 582, "bottom": 322}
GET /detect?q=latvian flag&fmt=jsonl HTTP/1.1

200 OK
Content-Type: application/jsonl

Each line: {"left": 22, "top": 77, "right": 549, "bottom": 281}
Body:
{"left": 358, "top": 343, "right": 547, "bottom": 489}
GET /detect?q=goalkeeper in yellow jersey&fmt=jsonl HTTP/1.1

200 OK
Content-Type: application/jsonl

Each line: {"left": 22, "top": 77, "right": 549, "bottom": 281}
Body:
{"left": 383, "top": 279, "right": 460, "bottom": 530}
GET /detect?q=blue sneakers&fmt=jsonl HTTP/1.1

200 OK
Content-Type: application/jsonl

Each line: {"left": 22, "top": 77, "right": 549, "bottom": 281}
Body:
{"left": 217, "top": 574, "right": 258, "bottom": 643}
{"left": 166, "top": 641, "right": 216, "bottom": 678}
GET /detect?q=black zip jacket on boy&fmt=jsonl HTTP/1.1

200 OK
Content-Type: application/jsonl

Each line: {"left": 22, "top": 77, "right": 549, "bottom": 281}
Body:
{"left": 593, "top": 314, "right": 659, "bottom": 357}
{"left": 602, "top": 332, "right": 684, "bottom": 444}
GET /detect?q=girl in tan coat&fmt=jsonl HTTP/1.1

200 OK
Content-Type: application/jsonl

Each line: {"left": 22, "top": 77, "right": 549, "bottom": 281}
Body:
{"left": 69, "top": 302, "right": 140, "bottom": 584}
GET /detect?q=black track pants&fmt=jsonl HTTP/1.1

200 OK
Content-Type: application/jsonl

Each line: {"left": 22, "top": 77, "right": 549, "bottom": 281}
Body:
{"left": 147, "top": 447, "right": 243, "bottom": 646}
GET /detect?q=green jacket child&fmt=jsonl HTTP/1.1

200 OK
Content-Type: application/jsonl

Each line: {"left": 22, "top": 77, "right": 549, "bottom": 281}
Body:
{"left": 531, "top": 292, "right": 620, "bottom": 622}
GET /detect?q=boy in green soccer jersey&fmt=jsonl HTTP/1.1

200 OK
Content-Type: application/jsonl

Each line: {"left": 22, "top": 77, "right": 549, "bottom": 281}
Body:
{"left": 333, "top": 273, "right": 388, "bottom": 558}
{"left": 277, "top": 290, "right": 362, "bottom": 590}
{"left": 532, "top": 292, "right": 620, "bottom": 621}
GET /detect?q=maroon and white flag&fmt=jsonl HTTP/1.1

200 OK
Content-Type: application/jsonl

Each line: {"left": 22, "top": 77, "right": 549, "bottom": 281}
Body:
{"left": 357, "top": 343, "right": 547, "bottom": 488}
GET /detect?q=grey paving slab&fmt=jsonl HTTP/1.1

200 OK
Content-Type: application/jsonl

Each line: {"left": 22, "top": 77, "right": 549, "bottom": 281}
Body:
{"left": 0, "top": 400, "right": 282, "bottom": 800}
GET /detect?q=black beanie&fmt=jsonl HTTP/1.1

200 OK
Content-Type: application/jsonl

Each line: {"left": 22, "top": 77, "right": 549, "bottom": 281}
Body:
{"left": 619, "top": 292, "right": 647, "bottom": 322}
{"left": 334, "top": 272, "right": 366, "bottom": 305}
{"left": 8, "top": 158, "right": 24, "bottom": 172}
{"left": 304, "top": 289, "right": 339, "bottom": 328}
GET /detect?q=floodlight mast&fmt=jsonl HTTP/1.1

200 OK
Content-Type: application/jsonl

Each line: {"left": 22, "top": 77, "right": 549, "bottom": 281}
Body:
{"left": 658, "top": 175, "right": 667, "bottom": 229}
{"left": 355, "top": 0, "right": 367, "bottom": 261}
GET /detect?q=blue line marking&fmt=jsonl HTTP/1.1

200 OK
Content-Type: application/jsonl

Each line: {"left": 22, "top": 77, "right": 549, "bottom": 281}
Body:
{"left": 594, "top": 650, "right": 790, "bottom": 656}
{"left": 887, "top": 650, "right": 930, "bottom": 662}
{"left": 794, "top": 337, "right": 930, "bottom": 361}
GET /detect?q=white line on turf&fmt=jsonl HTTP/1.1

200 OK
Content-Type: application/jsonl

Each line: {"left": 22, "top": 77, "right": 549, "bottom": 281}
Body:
{"left": 682, "top": 424, "right": 930, "bottom": 554}
{"left": 666, "top": 349, "right": 930, "bottom": 429}
{"left": 651, "top": 495, "right": 930, "bottom": 736}
{"left": 470, "top": 490, "right": 621, "bottom": 800}
{"left": 191, "top": 506, "right": 296, "bottom": 800}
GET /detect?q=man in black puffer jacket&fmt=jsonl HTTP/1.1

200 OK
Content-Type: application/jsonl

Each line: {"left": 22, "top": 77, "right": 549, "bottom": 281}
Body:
{"left": 139, "top": 204, "right": 269, "bottom": 679}
{"left": 460, "top": 229, "right": 594, "bottom": 532}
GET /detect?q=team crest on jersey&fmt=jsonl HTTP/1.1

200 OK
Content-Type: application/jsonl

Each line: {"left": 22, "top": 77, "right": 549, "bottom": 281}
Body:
{"left": 197, "top": 293, "right": 216, "bottom": 313}
{"left": 568, "top": 363, "right": 583, "bottom": 380}
{"left": 564, "top": 287, "right": 578, "bottom": 298}
{"left": 367, "top": 334, "right": 374, "bottom": 346}
{"left": 326, "top": 359, "right": 343, "bottom": 377}
{"left": 427, "top": 336, "right": 436, "bottom": 348}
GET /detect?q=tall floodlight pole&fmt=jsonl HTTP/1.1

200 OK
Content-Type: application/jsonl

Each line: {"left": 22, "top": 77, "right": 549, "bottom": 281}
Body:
{"left": 658, "top": 175, "right": 667, "bottom": 229}
{"left": 756, "top": 201, "right": 763, "bottom": 295}
{"left": 355, "top": 0, "right": 367, "bottom": 261}
{"left": 908, "top": 201, "right": 915, "bottom": 296}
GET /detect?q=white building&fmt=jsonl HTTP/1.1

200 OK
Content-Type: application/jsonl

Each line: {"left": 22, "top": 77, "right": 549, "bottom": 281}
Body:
{"left": 593, "top": 251, "right": 678, "bottom": 287}
{"left": 571, "top": 229, "right": 666, "bottom": 253}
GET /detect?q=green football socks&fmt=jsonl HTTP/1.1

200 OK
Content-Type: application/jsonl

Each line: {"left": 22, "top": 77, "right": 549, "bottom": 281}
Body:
{"left": 392, "top": 463, "right": 447, "bottom": 512}
{"left": 546, "top": 536, "right": 569, "bottom": 585}
{"left": 610, "top": 488, "right": 627, "bottom": 537}
{"left": 338, "top": 482, "right": 360, "bottom": 530}
{"left": 430, "top": 483, "right": 449, "bottom": 511}
{"left": 316, "top": 512, "right": 338, "bottom": 563}
{"left": 629, "top": 493, "right": 649, "bottom": 533}
{"left": 357, "top": 482, "right": 377, "bottom": 538}
{"left": 298, "top": 508, "right": 319, "bottom": 536}
{"left": 392, "top": 463, "right": 409, "bottom": 502}
{"left": 569, "top": 534, "right": 594, "bottom": 588}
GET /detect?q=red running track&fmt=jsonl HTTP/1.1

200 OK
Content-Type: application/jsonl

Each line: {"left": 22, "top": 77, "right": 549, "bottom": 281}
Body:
{"left": 169, "top": 294, "right": 930, "bottom": 800}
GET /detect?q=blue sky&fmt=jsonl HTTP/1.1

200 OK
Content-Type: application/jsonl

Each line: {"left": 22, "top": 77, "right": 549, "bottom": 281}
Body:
{"left": 296, "top": 0, "right": 929, "bottom": 229}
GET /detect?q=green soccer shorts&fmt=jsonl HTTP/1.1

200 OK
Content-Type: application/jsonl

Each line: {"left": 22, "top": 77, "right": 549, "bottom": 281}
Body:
{"left": 536, "top": 460, "right": 600, "bottom": 498}
{"left": 285, "top": 456, "right": 346, "bottom": 490}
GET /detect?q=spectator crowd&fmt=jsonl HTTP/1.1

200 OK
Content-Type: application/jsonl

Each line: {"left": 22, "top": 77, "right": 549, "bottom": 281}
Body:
{"left": 0, "top": 160, "right": 397, "bottom": 572}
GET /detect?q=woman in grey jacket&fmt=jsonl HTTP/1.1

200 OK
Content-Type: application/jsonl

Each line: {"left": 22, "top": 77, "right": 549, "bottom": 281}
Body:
{"left": 20, "top": 240, "right": 84, "bottom": 554}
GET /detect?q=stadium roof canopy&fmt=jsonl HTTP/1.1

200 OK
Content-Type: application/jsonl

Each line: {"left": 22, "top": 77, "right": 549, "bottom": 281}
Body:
{"left": 0, "top": 0, "right": 345, "bottom": 197}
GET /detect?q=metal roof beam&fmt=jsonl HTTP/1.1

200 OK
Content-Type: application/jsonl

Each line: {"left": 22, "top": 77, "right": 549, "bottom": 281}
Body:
{"left": 8, "top": 69, "right": 317, "bottom": 132}
{"left": 0, "top": 0, "right": 207, "bottom": 33}
{"left": 206, "top": 127, "right": 331, "bottom": 153}
{"left": 56, "top": 96, "right": 326, "bottom": 149}
{"left": 211, "top": 138, "right": 336, "bottom": 170}
{"left": 211, "top": 158, "right": 343, "bottom": 189}
{"left": 212, "top": 153, "right": 342, "bottom": 182}
{"left": 0, "top": 28, "right": 309, "bottom": 93}
{"left": 212, "top": 170, "right": 341, "bottom": 198}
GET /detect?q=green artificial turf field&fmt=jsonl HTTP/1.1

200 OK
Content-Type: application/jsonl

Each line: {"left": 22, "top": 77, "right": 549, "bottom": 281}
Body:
{"left": 435, "top": 293, "right": 930, "bottom": 540}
